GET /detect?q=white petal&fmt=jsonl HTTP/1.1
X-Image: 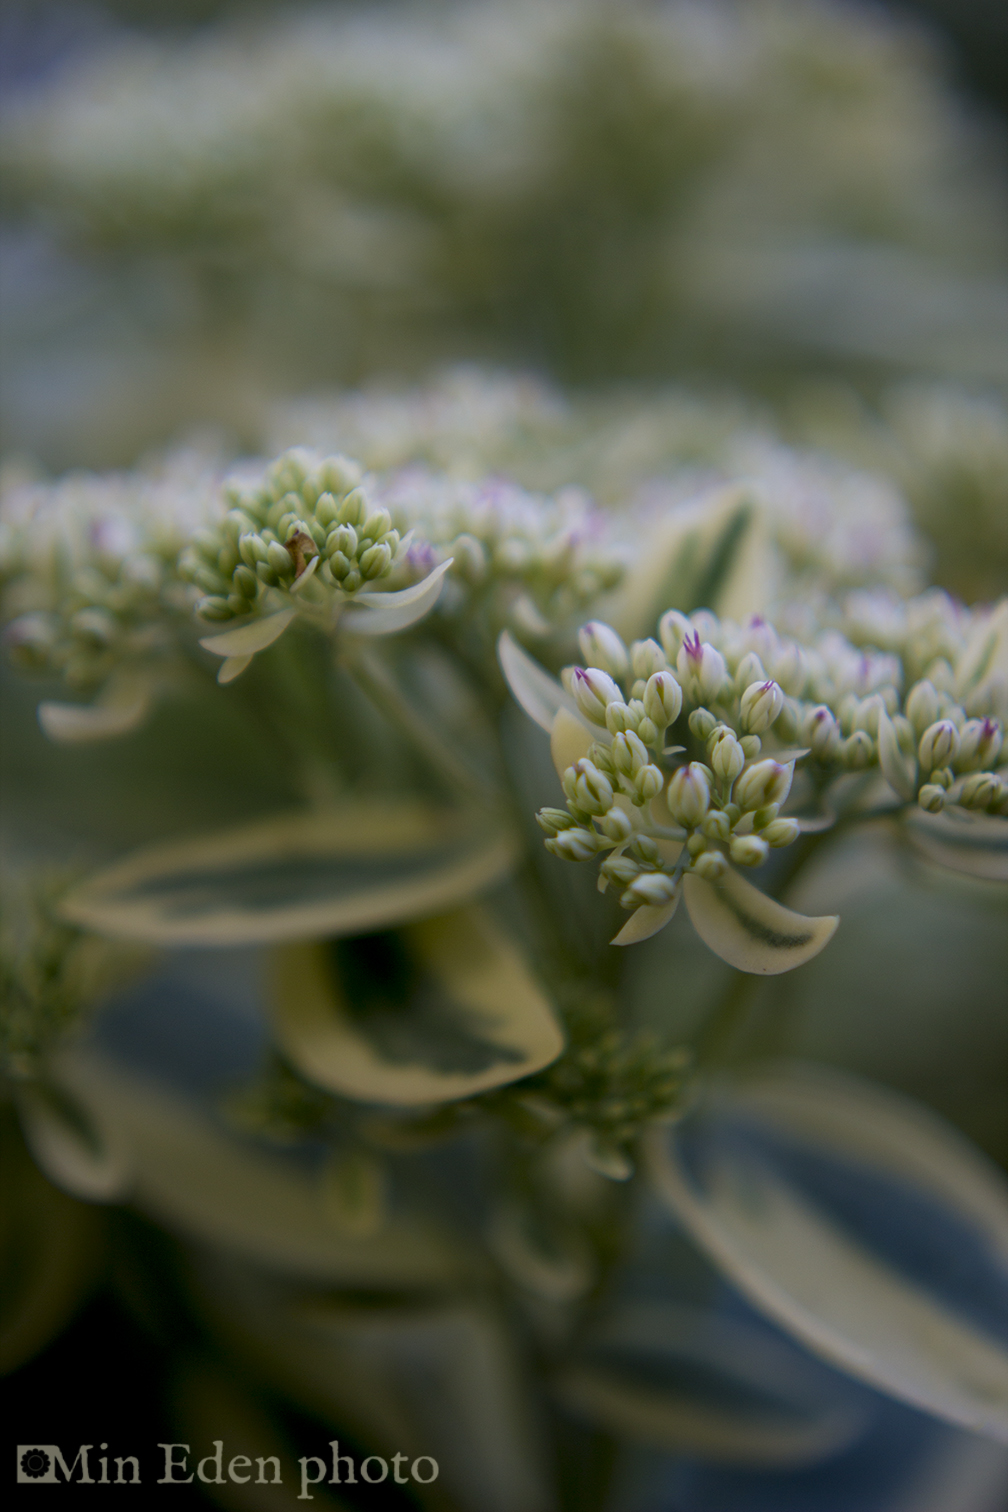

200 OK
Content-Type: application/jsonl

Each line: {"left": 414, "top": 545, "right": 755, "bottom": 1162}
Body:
{"left": 683, "top": 868, "right": 838, "bottom": 974}
{"left": 199, "top": 609, "right": 296, "bottom": 657}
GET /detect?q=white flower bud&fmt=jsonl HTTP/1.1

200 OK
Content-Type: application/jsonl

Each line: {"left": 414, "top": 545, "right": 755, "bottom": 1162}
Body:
{"left": 740, "top": 734, "right": 762, "bottom": 759}
{"left": 677, "top": 633, "right": 727, "bottom": 704}
{"left": 710, "top": 730, "right": 745, "bottom": 783}
{"left": 918, "top": 720, "right": 960, "bottom": 773}
{"left": 739, "top": 679, "right": 785, "bottom": 735}
{"left": 362, "top": 508, "right": 393, "bottom": 542}
{"left": 761, "top": 817, "right": 801, "bottom": 848}
{"left": 666, "top": 763, "right": 711, "bottom": 827}
{"left": 633, "top": 764, "right": 665, "bottom": 803}
{"left": 327, "top": 523, "right": 358, "bottom": 559}
{"left": 547, "top": 828, "right": 600, "bottom": 862}
{"left": 611, "top": 730, "right": 649, "bottom": 776}
{"left": 688, "top": 708, "right": 717, "bottom": 741}
{"left": 314, "top": 491, "right": 340, "bottom": 527}
{"left": 692, "top": 849, "right": 728, "bottom": 884}
{"left": 598, "top": 806, "right": 634, "bottom": 841}
{"left": 239, "top": 532, "right": 269, "bottom": 567}
{"left": 579, "top": 622, "right": 629, "bottom": 679}
{"left": 734, "top": 759, "right": 794, "bottom": 812}
{"left": 601, "top": 853, "right": 641, "bottom": 885}
{"left": 568, "top": 760, "right": 614, "bottom": 816}
{"left": 604, "top": 700, "right": 632, "bottom": 735}
{"left": 843, "top": 731, "right": 874, "bottom": 769}
{"left": 360, "top": 542, "right": 393, "bottom": 579}
{"left": 734, "top": 652, "right": 766, "bottom": 693}
{"left": 232, "top": 564, "right": 258, "bottom": 598}
{"left": 917, "top": 784, "right": 945, "bottom": 813}
{"left": 659, "top": 609, "right": 693, "bottom": 659}
{"left": 771, "top": 642, "right": 807, "bottom": 698}
{"left": 956, "top": 718, "right": 1002, "bottom": 772}
{"left": 637, "top": 716, "right": 659, "bottom": 747}
{"left": 631, "top": 638, "right": 668, "bottom": 680}
{"left": 536, "top": 807, "right": 577, "bottom": 835}
{"left": 802, "top": 706, "right": 840, "bottom": 761}
{"left": 958, "top": 772, "right": 1001, "bottom": 811}
{"left": 267, "top": 540, "right": 294, "bottom": 578}
{"left": 572, "top": 666, "right": 622, "bottom": 725}
{"left": 623, "top": 872, "right": 679, "bottom": 907}
{"left": 338, "top": 486, "right": 369, "bottom": 526}
{"left": 643, "top": 671, "right": 683, "bottom": 729}
{"left": 905, "top": 680, "right": 941, "bottom": 734}
{"left": 701, "top": 809, "right": 732, "bottom": 843}
{"left": 730, "top": 834, "right": 770, "bottom": 867}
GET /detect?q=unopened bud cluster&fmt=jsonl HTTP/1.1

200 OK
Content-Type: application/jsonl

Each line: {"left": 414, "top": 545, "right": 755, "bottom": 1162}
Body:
{"left": 537, "top": 595, "right": 1008, "bottom": 923}
{"left": 181, "top": 448, "right": 401, "bottom": 623}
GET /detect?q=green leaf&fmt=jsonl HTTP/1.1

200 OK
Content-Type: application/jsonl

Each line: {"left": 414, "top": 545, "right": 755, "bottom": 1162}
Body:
{"left": 649, "top": 1063, "right": 1008, "bottom": 1443}
{"left": 58, "top": 800, "right": 519, "bottom": 946}
{"left": 271, "top": 905, "right": 564, "bottom": 1105}
{"left": 683, "top": 868, "right": 839, "bottom": 975}
{"left": 552, "top": 1302, "right": 866, "bottom": 1465}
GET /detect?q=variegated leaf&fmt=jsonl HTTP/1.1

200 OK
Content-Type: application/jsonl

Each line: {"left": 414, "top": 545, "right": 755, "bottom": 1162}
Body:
{"left": 59, "top": 800, "right": 519, "bottom": 945}
{"left": 612, "top": 887, "right": 682, "bottom": 946}
{"left": 498, "top": 630, "right": 581, "bottom": 734}
{"left": 199, "top": 608, "right": 296, "bottom": 658}
{"left": 271, "top": 905, "right": 564, "bottom": 1105}
{"left": 904, "top": 809, "right": 1008, "bottom": 883}
{"left": 683, "top": 868, "right": 839, "bottom": 974}
{"left": 341, "top": 558, "right": 453, "bottom": 635}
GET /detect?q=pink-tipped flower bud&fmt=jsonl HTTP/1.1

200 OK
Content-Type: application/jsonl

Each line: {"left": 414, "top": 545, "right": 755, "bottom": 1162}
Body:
{"left": 734, "top": 759, "right": 794, "bottom": 812}
{"left": 730, "top": 834, "right": 770, "bottom": 867}
{"left": 918, "top": 720, "right": 960, "bottom": 773}
{"left": 658, "top": 609, "right": 693, "bottom": 659}
{"left": 710, "top": 729, "right": 745, "bottom": 783}
{"left": 677, "top": 633, "right": 727, "bottom": 704}
{"left": 572, "top": 666, "right": 622, "bottom": 725}
{"left": 631, "top": 638, "right": 668, "bottom": 680}
{"left": 666, "top": 762, "right": 711, "bottom": 828}
{"left": 803, "top": 705, "right": 840, "bottom": 761}
{"left": 739, "top": 679, "right": 785, "bottom": 735}
{"left": 578, "top": 621, "right": 629, "bottom": 679}
{"left": 643, "top": 670, "right": 683, "bottom": 729}
{"left": 956, "top": 718, "right": 1002, "bottom": 773}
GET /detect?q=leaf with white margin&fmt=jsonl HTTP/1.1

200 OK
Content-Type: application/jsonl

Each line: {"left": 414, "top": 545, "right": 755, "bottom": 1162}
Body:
{"left": 50, "top": 1050, "right": 464, "bottom": 1285}
{"left": 498, "top": 630, "right": 584, "bottom": 735}
{"left": 683, "top": 869, "right": 839, "bottom": 974}
{"left": 904, "top": 808, "right": 1008, "bottom": 883}
{"left": 340, "top": 558, "right": 453, "bottom": 635}
{"left": 199, "top": 608, "right": 296, "bottom": 658}
{"left": 612, "top": 886, "right": 682, "bottom": 946}
{"left": 37, "top": 673, "right": 152, "bottom": 743}
{"left": 877, "top": 706, "right": 917, "bottom": 801}
{"left": 550, "top": 706, "right": 595, "bottom": 777}
{"left": 648, "top": 1062, "right": 1008, "bottom": 1442}
{"left": 271, "top": 904, "right": 564, "bottom": 1105}
{"left": 553, "top": 1302, "right": 866, "bottom": 1465}
{"left": 16, "top": 1081, "right": 132, "bottom": 1202}
{"left": 59, "top": 800, "right": 519, "bottom": 945}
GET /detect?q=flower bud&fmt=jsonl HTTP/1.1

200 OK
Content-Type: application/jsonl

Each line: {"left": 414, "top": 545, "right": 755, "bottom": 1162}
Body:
{"left": 666, "top": 763, "right": 711, "bottom": 827}
{"left": 761, "top": 817, "right": 801, "bottom": 848}
{"left": 740, "top": 679, "right": 785, "bottom": 735}
{"left": 611, "top": 730, "right": 649, "bottom": 776}
{"left": 232, "top": 564, "right": 258, "bottom": 599}
{"left": 918, "top": 720, "right": 960, "bottom": 773}
{"left": 267, "top": 540, "right": 295, "bottom": 578}
{"left": 578, "top": 621, "right": 629, "bottom": 679}
{"left": 710, "top": 730, "right": 745, "bottom": 783}
{"left": 360, "top": 542, "right": 393, "bottom": 579}
{"left": 598, "top": 806, "right": 634, "bottom": 841}
{"left": 327, "top": 523, "right": 358, "bottom": 559}
{"left": 734, "top": 652, "right": 766, "bottom": 693}
{"left": 601, "top": 854, "right": 640, "bottom": 886}
{"left": 338, "top": 487, "right": 369, "bottom": 526}
{"left": 623, "top": 872, "right": 679, "bottom": 907}
{"left": 362, "top": 508, "right": 393, "bottom": 542}
{"left": 692, "top": 849, "right": 728, "bottom": 883}
{"left": 630, "top": 638, "right": 668, "bottom": 680}
{"left": 843, "top": 731, "right": 874, "bottom": 769}
{"left": 917, "top": 784, "right": 945, "bottom": 813}
{"left": 546, "top": 828, "right": 600, "bottom": 862}
{"left": 956, "top": 718, "right": 1002, "bottom": 772}
{"left": 239, "top": 532, "right": 269, "bottom": 567}
{"left": 314, "top": 491, "right": 340, "bottom": 526}
{"left": 568, "top": 760, "right": 614, "bottom": 816}
{"left": 572, "top": 666, "right": 622, "bottom": 725}
{"left": 631, "top": 835, "right": 661, "bottom": 864}
{"left": 688, "top": 708, "right": 717, "bottom": 742}
{"left": 905, "top": 680, "right": 940, "bottom": 735}
{"left": 802, "top": 706, "right": 840, "bottom": 761}
{"left": 677, "top": 633, "right": 727, "bottom": 704}
{"left": 634, "top": 765, "right": 665, "bottom": 803}
{"left": 701, "top": 809, "right": 731, "bottom": 842}
{"left": 658, "top": 609, "right": 693, "bottom": 659}
{"left": 604, "top": 701, "right": 631, "bottom": 736}
{"left": 730, "top": 834, "right": 770, "bottom": 867}
{"left": 958, "top": 772, "right": 1001, "bottom": 811}
{"left": 536, "top": 807, "right": 578, "bottom": 835}
{"left": 643, "top": 671, "right": 683, "bottom": 730}
{"left": 734, "top": 759, "right": 794, "bottom": 811}
{"left": 740, "top": 734, "right": 762, "bottom": 759}
{"left": 771, "top": 642, "right": 807, "bottom": 697}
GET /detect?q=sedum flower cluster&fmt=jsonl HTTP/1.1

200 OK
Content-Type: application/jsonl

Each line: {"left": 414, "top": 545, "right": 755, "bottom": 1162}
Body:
{"left": 533, "top": 593, "right": 1007, "bottom": 943}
